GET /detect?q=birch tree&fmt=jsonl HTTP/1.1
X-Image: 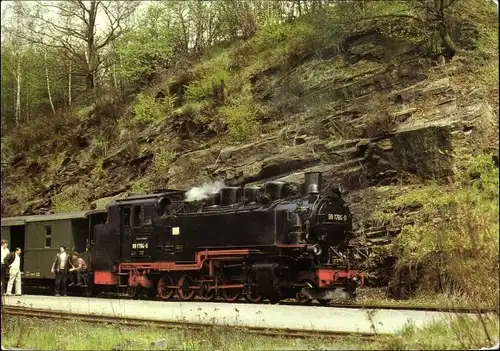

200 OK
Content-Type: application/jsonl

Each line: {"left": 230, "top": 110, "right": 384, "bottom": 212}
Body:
{"left": 21, "top": 1, "right": 139, "bottom": 91}
{"left": 43, "top": 50, "right": 56, "bottom": 115}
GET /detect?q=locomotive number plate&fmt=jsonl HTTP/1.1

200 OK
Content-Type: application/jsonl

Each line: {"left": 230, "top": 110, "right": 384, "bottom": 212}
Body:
{"left": 132, "top": 242, "right": 148, "bottom": 249}
{"left": 328, "top": 214, "right": 348, "bottom": 221}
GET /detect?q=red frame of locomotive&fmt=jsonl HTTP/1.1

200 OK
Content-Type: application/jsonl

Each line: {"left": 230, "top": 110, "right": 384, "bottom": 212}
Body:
{"left": 94, "top": 247, "right": 364, "bottom": 296}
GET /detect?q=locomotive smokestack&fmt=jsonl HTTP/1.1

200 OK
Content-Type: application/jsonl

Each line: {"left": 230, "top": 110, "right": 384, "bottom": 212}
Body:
{"left": 304, "top": 172, "right": 322, "bottom": 196}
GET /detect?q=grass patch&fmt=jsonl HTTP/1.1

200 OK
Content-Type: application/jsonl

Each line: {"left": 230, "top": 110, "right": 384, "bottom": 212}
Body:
{"left": 2, "top": 313, "right": 498, "bottom": 350}
{"left": 379, "top": 314, "right": 499, "bottom": 350}
{"left": 150, "top": 148, "right": 175, "bottom": 185}
{"left": 72, "top": 104, "right": 96, "bottom": 121}
{"left": 221, "top": 102, "right": 259, "bottom": 143}
{"left": 133, "top": 92, "right": 173, "bottom": 125}
{"left": 0, "top": 317, "right": 372, "bottom": 351}
{"left": 356, "top": 288, "right": 497, "bottom": 309}
{"left": 130, "top": 176, "right": 153, "bottom": 194}
{"left": 375, "top": 154, "right": 499, "bottom": 304}
{"left": 185, "top": 54, "right": 231, "bottom": 104}
{"left": 51, "top": 184, "right": 90, "bottom": 213}
{"left": 3, "top": 182, "right": 37, "bottom": 205}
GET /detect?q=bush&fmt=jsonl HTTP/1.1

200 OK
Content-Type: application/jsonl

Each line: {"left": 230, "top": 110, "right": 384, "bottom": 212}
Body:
{"left": 220, "top": 102, "right": 259, "bottom": 143}
{"left": 389, "top": 154, "right": 499, "bottom": 304}
{"left": 130, "top": 177, "right": 153, "bottom": 194}
{"left": 244, "top": 18, "right": 315, "bottom": 73}
{"left": 133, "top": 93, "right": 173, "bottom": 125}
{"left": 51, "top": 184, "right": 90, "bottom": 213}
{"left": 185, "top": 54, "right": 231, "bottom": 104}
{"left": 151, "top": 148, "right": 175, "bottom": 184}
{"left": 7, "top": 111, "right": 79, "bottom": 155}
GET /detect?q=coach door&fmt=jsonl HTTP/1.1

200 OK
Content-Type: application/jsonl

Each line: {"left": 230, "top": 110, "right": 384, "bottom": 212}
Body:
{"left": 119, "top": 205, "right": 133, "bottom": 261}
{"left": 129, "top": 204, "right": 153, "bottom": 262}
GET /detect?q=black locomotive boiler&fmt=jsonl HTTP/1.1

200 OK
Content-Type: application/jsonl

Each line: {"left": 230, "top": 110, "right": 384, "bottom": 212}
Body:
{"left": 91, "top": 171, "right": 363, "bottom": 304}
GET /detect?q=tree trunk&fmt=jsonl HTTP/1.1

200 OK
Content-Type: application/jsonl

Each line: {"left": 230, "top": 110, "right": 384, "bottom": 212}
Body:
{"left": 112, "top": 42, "right": 118, "bottom": 89}
{"left": 15, "top": 52, "right": 21, "bottom": 125}
{"left": 68, "top": 60, "right": 72, "bottom": 107}
{"left": 44, "top": 51, "right": 56, "bottom": 115}
{"left": 438, "top": 22, "right": 456, "bottom": 59}
{"left": 86, "top": 0, "right": 98, "bottom": 91}
{"left": 435, "top": 0, "right": 456, "bottom": 60}
{"left": 25, "top": 77, "right": 30, "bottom": 122}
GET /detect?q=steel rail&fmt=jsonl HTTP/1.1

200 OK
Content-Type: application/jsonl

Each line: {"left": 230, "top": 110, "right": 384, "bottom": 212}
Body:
{"left": 2, "top": 306, "right": 378, "bottom": 340}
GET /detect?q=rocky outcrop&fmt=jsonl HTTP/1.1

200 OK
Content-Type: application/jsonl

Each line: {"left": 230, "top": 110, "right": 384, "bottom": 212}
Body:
{"left": 2, "top": 24, "right": 497, "bottom": 231}
{"left": 164, "top": 74, "right": 494, "bottom": 192}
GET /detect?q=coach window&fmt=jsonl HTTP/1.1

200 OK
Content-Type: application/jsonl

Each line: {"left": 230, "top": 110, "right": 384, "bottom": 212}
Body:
{"left": 133, "top": 205, "right": 142, "bottom": 227}
{"left": 44, "top": 225, "right": 52, "bottom": 248}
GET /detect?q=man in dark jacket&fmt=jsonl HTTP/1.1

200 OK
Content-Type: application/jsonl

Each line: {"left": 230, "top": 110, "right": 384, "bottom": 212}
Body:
{"left": 51, "top": 246, "right": 71, "bottom": 296}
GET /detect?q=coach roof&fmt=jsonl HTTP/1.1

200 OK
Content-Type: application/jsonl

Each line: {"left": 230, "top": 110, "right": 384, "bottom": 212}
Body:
{"left": 1, "top": 209, "right": 106, "bottom": 227}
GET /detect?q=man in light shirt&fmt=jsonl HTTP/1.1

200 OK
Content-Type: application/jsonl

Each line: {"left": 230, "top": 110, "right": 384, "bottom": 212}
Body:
{"left": 1, "top": 240, "right": 9, "bottom": 293}
{"left": 51, "top": 245, "right": 70, "bottom": 296}
{"left": 4, "top": 247, "right": 22, "bottom": 296}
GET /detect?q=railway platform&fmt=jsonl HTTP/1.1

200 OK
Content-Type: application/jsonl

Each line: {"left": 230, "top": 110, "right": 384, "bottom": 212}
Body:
{"left": 1, "top": 294, "right": 473, "bottom": 335}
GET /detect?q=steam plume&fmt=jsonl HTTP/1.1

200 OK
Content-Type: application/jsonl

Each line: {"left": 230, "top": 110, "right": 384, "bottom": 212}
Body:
{"left": 185, "top": 180, "right": 225, "bottom": 202}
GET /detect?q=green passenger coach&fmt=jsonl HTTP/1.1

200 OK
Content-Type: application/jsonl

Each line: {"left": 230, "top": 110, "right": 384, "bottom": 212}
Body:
{"left": 1, "top": 210, "right": 106, "bottom": 285}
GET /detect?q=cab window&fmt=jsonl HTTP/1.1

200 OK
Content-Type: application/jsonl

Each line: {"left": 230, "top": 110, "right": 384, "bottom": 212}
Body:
{"left": 122, "top": 208, "right": 131, "bottom": 227}
{"left": 133, "top": 206, "right": 142, "bottom": 227}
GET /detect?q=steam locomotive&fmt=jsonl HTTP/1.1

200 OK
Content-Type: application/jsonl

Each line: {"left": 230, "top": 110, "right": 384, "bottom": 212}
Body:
{"left": 89, "top": 171, "right": 363, "bottom": 304}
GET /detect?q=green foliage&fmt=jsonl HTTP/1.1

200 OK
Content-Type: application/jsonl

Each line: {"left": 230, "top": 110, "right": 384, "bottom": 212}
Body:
{"left": 450, "top": 0, "right": 498, "bottom": 57}
{"left": 185, "top": 54, "right": 231, "bottom": 103}
{"left": 150, "top": 148, "right": 175, "bottom": 184}
{"left": 220, "top": 102, "right": 259, "bottom": 143}
{"left": 1, "top": 40, "right": 69, "bottom": 129}
{"left": 90, "top": 158, "right": 107, "bottom": 180}
{"left": 7, "top": 111, "right": 79, "bottom": 155}
{"left": 72, "top": 104, "right": 96, "bottom": 122}
{"left": 389, "top": 155, "right": 499, "bottom": 302}
{"left": 4, "top": 183, "right": 36, "bottom": 205}
{"left": 133, "top": 93, "right": 173, "bottom": 125}
{"left": 115, "top": 3, "right": 178, "bottom": 83}
{"left": 240, "top": 18, "right": 315, "bottom": 75}
{"left": 380, "top": 315, "right": 499, "bottom": 350}
{"left": 51, "top": 184, "right": 90, "bottom": 213}
{"left": 130, "top": 177, "right": 153, "bottom": 194}
{"left": 1, "top": 316, "right": 371, "bottom": 351}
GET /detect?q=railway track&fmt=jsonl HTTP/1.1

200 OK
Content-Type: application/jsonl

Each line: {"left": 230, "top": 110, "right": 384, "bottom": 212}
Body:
{"left": 4, "top": 294, "right": 496, "bottom": 336}
{"left": 1, "top": 305, "right": 377, "bottom": 340}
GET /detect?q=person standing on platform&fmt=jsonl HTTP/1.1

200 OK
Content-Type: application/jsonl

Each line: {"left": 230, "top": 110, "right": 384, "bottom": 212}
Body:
{"left": 51, "top": 246, "right": 70, "bottom": 296}
{"left": 4, "top": 247, "right": 22, "bottom": 296}
{"left": 1, "top": 240, "right": 9, "bottom": 293}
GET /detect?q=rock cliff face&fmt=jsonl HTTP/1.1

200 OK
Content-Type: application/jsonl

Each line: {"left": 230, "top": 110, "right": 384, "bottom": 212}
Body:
{"left": 2, "top": 27, "right": 497, "bottom": 289}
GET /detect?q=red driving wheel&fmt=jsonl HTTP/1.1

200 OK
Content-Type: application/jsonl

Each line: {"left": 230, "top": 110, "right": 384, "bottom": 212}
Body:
{"left": 177, "top": 275, "right": 196, "bottom": 301}
{"left": 198, "top": 275, "right": 216, "bottom": 301}
{"left": 157, "top": 275, "right": 175, "bottom": 300}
